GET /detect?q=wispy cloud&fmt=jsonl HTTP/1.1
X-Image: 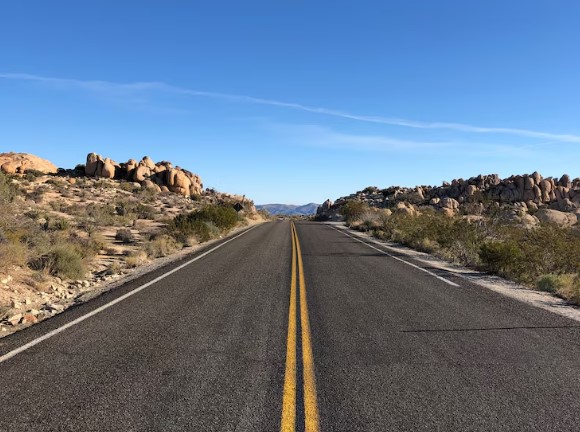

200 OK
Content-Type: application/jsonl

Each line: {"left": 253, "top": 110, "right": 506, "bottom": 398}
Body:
{"left": 262, "top": 123, "right": 540, "bottom": 158}
{"left": 266, "top": 123, "right": 452, "bottom": 152}
{"left": 2, "top": 72, "right": 580, "bottom": 143}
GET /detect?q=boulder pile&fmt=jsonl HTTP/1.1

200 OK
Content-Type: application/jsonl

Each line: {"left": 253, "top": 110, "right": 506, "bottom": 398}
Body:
{"left": 0, "top": 153, "right": 58, "bottom": 175}
{"left": 83, "top": 153, "right": 203, "bottom": 197}
{"left": 317, "top": 172, "right": 580, "bottom": 226}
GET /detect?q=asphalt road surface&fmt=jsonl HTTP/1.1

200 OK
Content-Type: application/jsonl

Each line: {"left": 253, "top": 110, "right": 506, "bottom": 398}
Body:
{"left": 2, "top": 221, "right": 580, "bottom": 431}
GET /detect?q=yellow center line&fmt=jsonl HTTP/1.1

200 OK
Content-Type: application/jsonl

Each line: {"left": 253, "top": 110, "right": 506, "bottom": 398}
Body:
{"left": 280, "top": 223, "right": 298, "bottom": 432}
{"left": 295, "top": 224, "right": 321, "bottom": 432}
{"left": 280, "top": 222, "right": 320, "bottom": 432}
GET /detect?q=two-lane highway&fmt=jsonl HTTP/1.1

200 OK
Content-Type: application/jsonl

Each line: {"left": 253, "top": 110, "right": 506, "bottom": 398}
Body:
{"left": 2, "top": 221, "right": 580, "bottom": 431}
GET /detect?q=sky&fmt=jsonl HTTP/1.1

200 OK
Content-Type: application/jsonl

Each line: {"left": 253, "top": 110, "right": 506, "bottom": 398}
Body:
{"left": 1, "top": 1, "right": 579, "bottom": 205}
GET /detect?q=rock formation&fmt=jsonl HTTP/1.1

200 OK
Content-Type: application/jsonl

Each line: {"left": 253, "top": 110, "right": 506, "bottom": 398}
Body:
{"left": 83, "top": 153, "right": 203, "bottom": 197}
{"left": 0, "top": 153, "right": 58, "bottom": 175}
{"left": 317, "top": 171, "right": 580, "bottom": 226}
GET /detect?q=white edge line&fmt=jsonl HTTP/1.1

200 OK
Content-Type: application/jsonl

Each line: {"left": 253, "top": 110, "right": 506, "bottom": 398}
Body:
{"left": 0, "top": 225, "right": 257, "bottom": 364}
{"left": 329, "top": 225, "right": 460, "bottom": 287}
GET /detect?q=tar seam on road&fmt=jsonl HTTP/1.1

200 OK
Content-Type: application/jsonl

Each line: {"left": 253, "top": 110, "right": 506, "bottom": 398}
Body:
{"left": 0, "top": 225, "right": 257, "bottom": 365}
{"left": 329, "top": 224, "right": 461, "bottom": 287}
{"left": 281, "top": 222, "right": 320, "bottom": 432}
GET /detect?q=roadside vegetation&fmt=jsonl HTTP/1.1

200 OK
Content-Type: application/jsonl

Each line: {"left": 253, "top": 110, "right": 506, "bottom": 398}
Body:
{"left": 0, "top": 154, "right": 264, "bottom": 334}
{"left": 1, "top": 171, "right": 104, "bottom": 281}
{"left": 1, "top": 170, "right": 250, "bottom": 284}
{"left": 167, "top": 205, "right": 242, "bottom": 243}
{"left": 342, "top": 200, "right": 580, "bottom": 305}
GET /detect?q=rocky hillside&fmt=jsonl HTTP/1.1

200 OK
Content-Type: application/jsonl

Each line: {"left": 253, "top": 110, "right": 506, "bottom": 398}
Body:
{"left": 318, "top": 172, "right": 580, "bottom": 227}
{"left": 0, "top": 152, "right": 261, "bottom": 337}
{"left": 256, "top": 203, "right": 319, "bottom": 216}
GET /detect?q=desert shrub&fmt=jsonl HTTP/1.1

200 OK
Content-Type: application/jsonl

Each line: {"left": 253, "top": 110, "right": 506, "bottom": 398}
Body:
{"left": 27, "top": 187, "right": 47, "bottom": 203}
{"left": 341, "top": 200, "right": 369, "bottom": 224}
{"left": 257, "top": 209, "right": 271, "bottom": 220}
{"left": 45, "top": 217, "right": 70, "bottom": 231}
{"left": 85, "top": 203, "right": 118, "bottom": 226}
{"left": 195, "top": 205, "right": 239, "bottom": 230}
{"left": 43, "top": 247, "right": 86, "bottom": 279}
{"left": 536, "top": 274, "right": 571, "bottom": 293}
{"left": 106, "top": 262, "right": 123, "bottom": 275}
{"left": 143, "top": 235, "right": 180, "bottom": 258}
{"left": 167, "top": 205, "right": 239, "bottom": 243}
{"left": 48, "top": 199, "right": 69, "bottom": 212}
{"left": 0, "top": 240, "right": 28, "bottom": 270}
{"left": 118, "top": 181, "right": 141, "bottom": 193}
{"left": 537, "top": 274, "right": 580, "bottom": 304}
{"left": 94, "top": 180, "right": 115, "bottom": 189}
{"left": 137, "top": 187, "right": 158, "bottom": 203}
{"left": 556, "top": 275, "right": 580, "bottom": 304}
{"left": 23, "top": 170, "right": 45, "bottom": 181}
{"left": 115, "top": 228, "right": 136, "bottom": 244}
{"left": 0, "top": 171, "right": 18, "bottom": 203}
{"left": 69, "top": 233, "right": 105, "bottom": 258}
{"left": 125, "top": 250, "right": 148, "bottom": 268}
{"left": 136, "top": 204, "right": 156, "bottom": 219}
{"left": 77, "top": 217, "right": 97, "bottom": 236}
{"left": 115, "top": 199, "right": 157, "bottom": 220}
{"left": 354, "top": 210, "right": 383, "bottom": 232}
{"left": 479, "top": 240, "right": 524, "bottom": 277}
{"left": 24, "top": 209, "right": 41, "bottom": 220}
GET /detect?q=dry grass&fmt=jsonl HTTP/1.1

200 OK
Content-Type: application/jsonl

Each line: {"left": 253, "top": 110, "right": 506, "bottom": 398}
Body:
{"left": 537, "top": 274, "right": 580, "bottom": 303}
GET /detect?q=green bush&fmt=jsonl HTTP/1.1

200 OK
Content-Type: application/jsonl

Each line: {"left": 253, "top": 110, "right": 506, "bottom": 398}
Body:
{"left": 537, "top": 274, "right": 569, "bottom": 293}
{"left": 479, "top": 240, "right": 524, "bottom": 277}
{"left": 537, "top": 274, "right": 580, "bottom": 303}
{"left": 115, "top": 228, "right": 135, "bottom": 244}
{"left": 167, "top": 205, "right": 239, "bottom": 243}
{"left": 23, "top": 169, "right": 45, "bottom": 181}
{"left": 45, "top": 246, "right": 86, "bottom": 279}
{"left": 69, "top": 233, "right": 105, "bottom": 258}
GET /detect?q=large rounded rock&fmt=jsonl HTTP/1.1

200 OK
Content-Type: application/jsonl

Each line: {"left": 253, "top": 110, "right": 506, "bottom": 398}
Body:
{"left": 125, "top": 159, "right": 137, "bottom": 175}
{"left": 142, "top": 179, "right": 161, "bottom": 193}
{"left": 133, "top": 165, "right": 151, "bottom": 182}
{"left": 177, "top": 170, "right": 192, "bottom": 188}
{"left": 142, "top": 156, "right": 156, "bottom": 170}
{"left": 466, "top": 185, "right": 478, "bottom": 196}
{"left": 85, "top": 153, "right": 100, "bottom": 176}
{"left": 0, "top": 160, "right": 25, "bottom": 174}
{"left": 441, "top": 197, "right": 459, "bottom": 210}
{"left": 100, "top": 158, "right": 116, "bottom": 179}
{"left": 559, "top": 174, "right": 571, "bottom": 188}
{"left": 0, "top": 152, "right": 58, "bottom": 175}
{"left": 535, "top": 209, "right": 577, "bottom": 227}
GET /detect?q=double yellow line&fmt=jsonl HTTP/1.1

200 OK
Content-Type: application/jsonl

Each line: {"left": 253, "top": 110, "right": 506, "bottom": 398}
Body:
{"left": 281, "top": 222, "right": 320, "bottom": 432}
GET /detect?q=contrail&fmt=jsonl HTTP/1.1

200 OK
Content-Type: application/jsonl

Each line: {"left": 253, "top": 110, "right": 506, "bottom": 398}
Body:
{"left": 2, "top": 72, "right": 579, "bottom": 143}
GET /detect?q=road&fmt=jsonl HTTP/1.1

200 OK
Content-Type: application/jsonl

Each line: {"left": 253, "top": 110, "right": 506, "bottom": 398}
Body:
{"left": 1, "top": 221, "right": 580, "bottom": 431}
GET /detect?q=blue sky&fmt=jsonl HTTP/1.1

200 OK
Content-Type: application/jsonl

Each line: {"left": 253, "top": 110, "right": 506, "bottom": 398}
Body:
{"left": 1, "top": 1, "right": 579, "bottom": 204}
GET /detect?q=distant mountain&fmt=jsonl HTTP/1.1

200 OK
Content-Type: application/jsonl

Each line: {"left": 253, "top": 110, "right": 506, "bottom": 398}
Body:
{"left": 256, "top": 203, "right": 319, "bottom": 216}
